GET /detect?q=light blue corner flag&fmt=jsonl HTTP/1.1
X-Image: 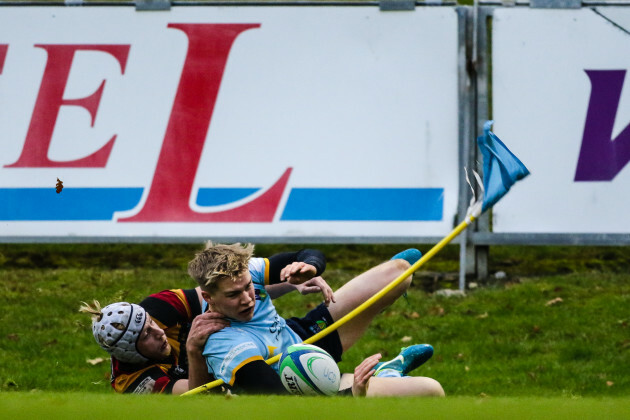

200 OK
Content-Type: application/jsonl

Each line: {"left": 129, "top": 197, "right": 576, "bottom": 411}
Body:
{"left": 478, "top": 121, "right": 530, "bottom": 212}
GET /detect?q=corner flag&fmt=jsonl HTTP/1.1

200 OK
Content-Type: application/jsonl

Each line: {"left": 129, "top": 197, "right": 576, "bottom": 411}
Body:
{"left": 478, "top": 120, "right": 530, "bottom": 212}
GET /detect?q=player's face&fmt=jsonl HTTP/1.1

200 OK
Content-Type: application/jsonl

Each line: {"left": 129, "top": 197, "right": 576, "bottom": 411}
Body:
{"left": 136, "top": 316, "right": 172, "bottom": 361}
{"left": 210, "top": 270, "right": 256, "bottom": 322}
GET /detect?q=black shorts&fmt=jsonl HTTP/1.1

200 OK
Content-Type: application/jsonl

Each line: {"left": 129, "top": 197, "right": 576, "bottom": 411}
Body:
{"left": 285, "top": 302, "right": 343, "bottom": 363}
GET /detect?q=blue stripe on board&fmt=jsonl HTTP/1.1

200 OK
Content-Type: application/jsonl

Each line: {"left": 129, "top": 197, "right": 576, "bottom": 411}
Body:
{"left": 0, "top": 188, "right": 143, "bottom": 220}
{"left": 0, "top": 187, "right": 443, "bottom": 221}
{"left": 281, "top": 188, "right": 443, "bottom": 221}
{"left": 196, "top": 188, "right": 259, "bottom": 206}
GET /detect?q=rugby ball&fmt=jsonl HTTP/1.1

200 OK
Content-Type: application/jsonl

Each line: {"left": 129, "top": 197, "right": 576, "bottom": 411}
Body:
{"left": 279, "top": 343, "right": 340, "bottom": 396}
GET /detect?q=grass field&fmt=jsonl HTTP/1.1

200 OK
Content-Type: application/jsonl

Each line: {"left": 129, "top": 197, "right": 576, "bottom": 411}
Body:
{"left": 1, "top": 393, "right": 629, "bottom": 420}
{"left": 0, "top": 243, "right": 629, "bottom": 416}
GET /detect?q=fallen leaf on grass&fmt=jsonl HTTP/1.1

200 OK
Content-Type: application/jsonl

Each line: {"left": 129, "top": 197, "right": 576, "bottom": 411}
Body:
{"left": 606, "top": 381, "right": 614, "bottom": 387}
{"left": 545, "top": 297, "right": 563, "bottom": 306}
{"left": 429, "top": 306, "right": 445, "bottom": 316}
{"left": 7, "top": 334, "right": 19, "bottom": 341}
{"left": 476, "top": 312, "right": 488, "bottom": 319}
{"left": 435, "top": 289, "right": 466, "bottom": 298}
{"left": 401, "top": 336, "right": 412, "bottom": 343}
{"left": 86, "top": 357, "right": 106, "bottom": 365}
{"left": 404, "top": 311, "right": 420, "bottom": 319}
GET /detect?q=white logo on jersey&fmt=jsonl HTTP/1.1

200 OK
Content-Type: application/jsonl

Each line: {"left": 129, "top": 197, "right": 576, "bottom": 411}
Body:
{"left": 132, "top": 377, "right": 156, "bottom": 394}
{"left": 220, "top": 341, "right": 257, "bottom": 377}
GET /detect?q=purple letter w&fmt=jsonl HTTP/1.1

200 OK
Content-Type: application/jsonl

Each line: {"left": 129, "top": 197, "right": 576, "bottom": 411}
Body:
{"left": 575, "top": 70, "right": 630, "bottom": 181}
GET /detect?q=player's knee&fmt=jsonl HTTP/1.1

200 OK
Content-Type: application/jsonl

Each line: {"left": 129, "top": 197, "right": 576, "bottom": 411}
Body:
{"left": 423, "top": 378, "right": 445, "bottom": 397}
{"left": 389, "top": 259, "right": 413, "bottom": 289}
{"left": 390, "top": 258, "right": 411, "bottom": 274}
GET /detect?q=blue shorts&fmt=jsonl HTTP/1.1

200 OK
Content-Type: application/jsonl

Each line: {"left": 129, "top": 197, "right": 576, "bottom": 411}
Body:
{"left": 285, "top": 302, "right": 343, "bottom": 362}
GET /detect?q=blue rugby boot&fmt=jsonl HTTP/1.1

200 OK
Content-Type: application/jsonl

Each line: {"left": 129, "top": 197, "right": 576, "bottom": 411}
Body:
{"left": 373, "top": 344, "right": 434, "bottom": 378}
{"left": 390, "top": 248, "right": 422, "bottom": 299}
{"left": 391, "top": 248, "right": 422, "bottom": 265}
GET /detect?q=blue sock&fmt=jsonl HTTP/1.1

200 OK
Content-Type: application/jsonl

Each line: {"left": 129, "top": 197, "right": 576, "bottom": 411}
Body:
{"left": 390, "top": 248, "right": 422, "bottom": 265}
{"left": 390, "top": 249, "right": 421, "bottom": 300}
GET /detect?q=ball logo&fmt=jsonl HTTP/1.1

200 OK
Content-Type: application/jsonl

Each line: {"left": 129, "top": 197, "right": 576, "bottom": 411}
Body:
{"left": 306, "top": 356, "right": 337, "bottom": 383}
{"left": 135, "top": 312, "right": 143, "bottom": 324}
{"left": 322, "top": 367, "right": 337, "bottom": 383}
{"left": 306, "top": 356, "right": 325, "bottom": 377}
{"left": 282, "top": 373, "right": 302, "bottom": 394}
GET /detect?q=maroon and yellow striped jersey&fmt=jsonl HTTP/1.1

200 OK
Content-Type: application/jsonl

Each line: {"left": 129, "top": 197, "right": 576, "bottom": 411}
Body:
{"left": 110, "top": 288, "right": 202, "bottom": 394}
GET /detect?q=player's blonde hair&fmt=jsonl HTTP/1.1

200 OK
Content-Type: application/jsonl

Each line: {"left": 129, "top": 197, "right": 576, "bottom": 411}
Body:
{"left": 188, "top": 241, "right": 254, "bottom": 292}
{"left": 79, "top": 300, "right": 104, "bottom": 321}
{"left": 80, "top": 300, "right": 128, "bottom": 332}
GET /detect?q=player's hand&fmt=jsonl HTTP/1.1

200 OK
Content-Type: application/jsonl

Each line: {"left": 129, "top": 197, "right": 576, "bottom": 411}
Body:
{"left": 293, "top": 276, "right": 336, "bottom": 306}
{"left": 352, "top": 353, "right": 381, "bottom": 397}
{"left": 186, "top": 311, "right": 230, "bottom": 353}
{"left": 280, "top": 262, "right": 317, "bottom": 285}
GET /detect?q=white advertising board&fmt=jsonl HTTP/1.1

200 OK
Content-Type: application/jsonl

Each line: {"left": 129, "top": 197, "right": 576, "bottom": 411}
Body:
{"left": 0, "top": 6, "right": 459, "bottom": 241}
{"left": 492, "top": 7, "right": 630, "bottom": 234}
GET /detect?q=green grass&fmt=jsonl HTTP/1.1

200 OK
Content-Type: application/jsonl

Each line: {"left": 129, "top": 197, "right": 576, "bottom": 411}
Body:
{"left": 1, "top": 393, "right": 629, "bottom": 420}
{"left": 0, "top": 244, "right": 629, "bottom": 399}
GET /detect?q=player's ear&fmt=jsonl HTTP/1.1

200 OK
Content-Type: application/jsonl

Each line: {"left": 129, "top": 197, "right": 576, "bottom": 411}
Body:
{"left": 200, "top": 290, "right": 213, "bottom": 305}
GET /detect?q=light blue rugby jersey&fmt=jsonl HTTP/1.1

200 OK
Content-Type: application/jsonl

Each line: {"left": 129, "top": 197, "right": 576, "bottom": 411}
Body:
{"left": 201, "top": 257, "right": 303, "bottom": 386}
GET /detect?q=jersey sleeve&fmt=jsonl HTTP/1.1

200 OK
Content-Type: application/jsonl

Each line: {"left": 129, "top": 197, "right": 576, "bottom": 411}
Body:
{"left": 111, "top": 360, "right": 183, "bottom": 394}
{"left": 202, "top": 330, "right": 265, "bottom": 386}
{"left": 266, "top": 249, "right": 326, "bottom": 284}
{"left": 139, "top": 288, "right": 201, "bottom": 328}
{"left": 248, "top": 257, "right": 270, "bottom": 287}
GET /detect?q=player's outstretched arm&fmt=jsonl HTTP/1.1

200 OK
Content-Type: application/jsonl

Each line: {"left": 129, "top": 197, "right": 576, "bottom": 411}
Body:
{"left": 294, "top": 276, "right": 335, "bottom": 305}
{"left": 267, "top": 249, "right": 326, "bottom": 285}
{"left": 266, "top": 276, "right": 335, "bottom": 305}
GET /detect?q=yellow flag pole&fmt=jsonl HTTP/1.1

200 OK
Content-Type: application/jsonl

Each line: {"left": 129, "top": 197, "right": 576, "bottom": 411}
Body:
{"left": 182, "top": 210, "right": 479, "bottom": 396}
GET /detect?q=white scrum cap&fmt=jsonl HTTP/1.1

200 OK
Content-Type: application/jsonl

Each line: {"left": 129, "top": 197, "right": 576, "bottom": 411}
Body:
{"left": 91, "top": 302, "right": 148, "bottom": 364}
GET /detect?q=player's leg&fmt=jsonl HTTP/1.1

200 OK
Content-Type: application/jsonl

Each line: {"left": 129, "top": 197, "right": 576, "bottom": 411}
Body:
{"left": 327, "top": 249, "right": 421, "bottom": 352}
{"left": 338, "top": 374, "right": 445, "bottom": 397}
{"left": 368, "top": 376, "right": 445, "bottom": 397}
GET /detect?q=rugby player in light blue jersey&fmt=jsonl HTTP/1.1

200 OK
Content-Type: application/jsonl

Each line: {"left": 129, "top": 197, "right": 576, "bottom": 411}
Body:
{"left": 189, "top": 242, "right": 444, "bottom": 397}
